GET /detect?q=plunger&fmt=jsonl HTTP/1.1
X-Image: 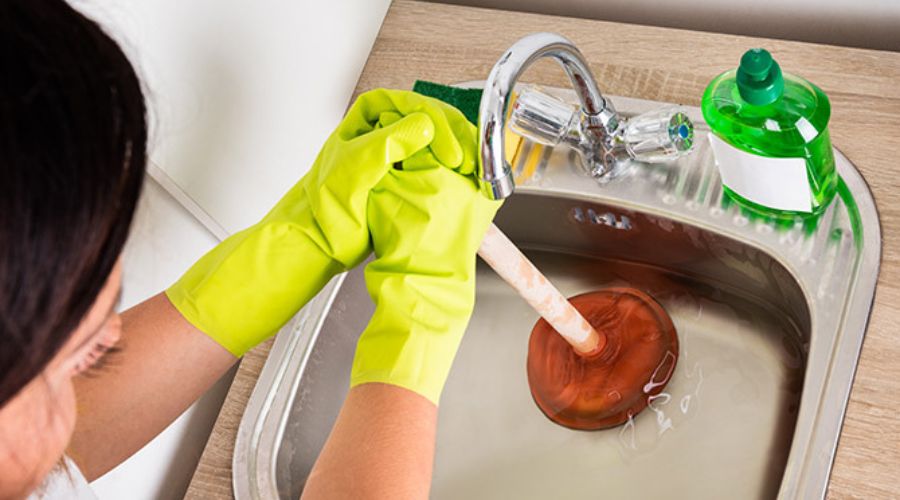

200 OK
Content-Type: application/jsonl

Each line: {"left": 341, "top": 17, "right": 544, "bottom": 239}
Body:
{"left": 478, "top": 224, "right": 679, "bottom": 430}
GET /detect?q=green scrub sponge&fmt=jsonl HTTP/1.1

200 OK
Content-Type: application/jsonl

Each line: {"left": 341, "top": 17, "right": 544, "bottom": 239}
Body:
{"left": 413, "top": 80, "right": 528, "bottom": 171}
{"left": 413, "top": 80, "right": 482, "bottom": 126}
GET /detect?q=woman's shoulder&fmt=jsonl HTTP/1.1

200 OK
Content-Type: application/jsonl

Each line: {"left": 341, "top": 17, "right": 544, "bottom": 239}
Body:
{"left": 28, "top": 456, "right": 96, "bottom": 500}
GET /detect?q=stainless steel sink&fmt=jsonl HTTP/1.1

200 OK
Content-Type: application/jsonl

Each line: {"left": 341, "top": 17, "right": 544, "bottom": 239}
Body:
{"left": 232, "top": 92, "right": 880, "bottom": 500}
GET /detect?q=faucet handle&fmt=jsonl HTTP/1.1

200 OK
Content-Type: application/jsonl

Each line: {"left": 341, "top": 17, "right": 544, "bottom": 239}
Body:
{"left": 508, "top": 85, "right": 577, "bottom": 147}
{"left": 507, "top": 86, "right": 694, "bottom": 172}
{"left": 621, "top": 107, "right": 695, "bottom": 163}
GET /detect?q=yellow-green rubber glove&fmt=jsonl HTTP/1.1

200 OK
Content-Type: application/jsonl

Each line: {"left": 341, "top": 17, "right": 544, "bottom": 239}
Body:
{"left": 350, "top": 147, "right": 502, "bottom": 405}
{"left": 166, "top": 89, "right": 477, "bottom": 357}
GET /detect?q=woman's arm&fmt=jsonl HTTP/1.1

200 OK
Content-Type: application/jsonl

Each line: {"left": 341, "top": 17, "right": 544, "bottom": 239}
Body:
{"left": 67, "top": 91, "right": 476, "bottom": 481}
{"left": 68, "top": 292, "right": 237, "bottom": 480}
{"left": 302, "top": 383, "right": 437, "bottom": 500}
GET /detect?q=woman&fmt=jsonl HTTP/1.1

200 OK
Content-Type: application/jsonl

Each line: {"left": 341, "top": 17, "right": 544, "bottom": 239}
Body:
{"left": 0, "top": 1, "right": 498, "bottom": 499}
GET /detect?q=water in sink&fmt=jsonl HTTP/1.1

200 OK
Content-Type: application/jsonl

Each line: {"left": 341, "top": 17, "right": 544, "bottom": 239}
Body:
{"left": 433, "top": 250, "right": 805, "bottom": 500}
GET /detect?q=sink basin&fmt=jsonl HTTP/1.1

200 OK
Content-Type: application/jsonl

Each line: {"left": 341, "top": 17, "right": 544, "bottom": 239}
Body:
{"left": 232, "top": 92, "right": 880, "bottom": 500}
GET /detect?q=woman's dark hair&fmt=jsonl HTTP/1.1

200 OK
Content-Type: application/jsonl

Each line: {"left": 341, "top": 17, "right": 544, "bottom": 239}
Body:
{"left": 0, "top": 0, "right": 146, "bottom": 405}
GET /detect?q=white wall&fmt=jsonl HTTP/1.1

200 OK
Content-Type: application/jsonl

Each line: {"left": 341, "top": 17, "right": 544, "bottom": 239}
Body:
{"left": 72, "top": 0, "right": 393, "bottom": 235}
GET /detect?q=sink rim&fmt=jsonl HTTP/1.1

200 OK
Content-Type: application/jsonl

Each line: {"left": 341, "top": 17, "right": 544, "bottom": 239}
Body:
{"left": 231, "top": 93, "right": 881, "bottom": 500}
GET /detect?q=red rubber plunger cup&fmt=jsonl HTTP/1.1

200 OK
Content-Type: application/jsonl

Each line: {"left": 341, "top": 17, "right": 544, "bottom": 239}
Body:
{"left": 526, "top": 288, "right": 679, "bottom": 430}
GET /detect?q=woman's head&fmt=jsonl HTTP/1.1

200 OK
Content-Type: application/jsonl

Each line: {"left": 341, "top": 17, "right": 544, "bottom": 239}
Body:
{"left": 0, "top": 0, "right": 146, "bottom": 495}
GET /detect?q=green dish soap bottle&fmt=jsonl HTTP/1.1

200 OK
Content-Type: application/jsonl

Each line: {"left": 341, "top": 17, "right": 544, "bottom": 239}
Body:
{"left": 702, "top": 48, "right": 837, "bottom": 217}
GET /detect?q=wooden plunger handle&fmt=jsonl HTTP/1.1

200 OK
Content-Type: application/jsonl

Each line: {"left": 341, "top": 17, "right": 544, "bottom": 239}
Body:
{"left": 477, "top": 223, "right": 605, "bottom": 355}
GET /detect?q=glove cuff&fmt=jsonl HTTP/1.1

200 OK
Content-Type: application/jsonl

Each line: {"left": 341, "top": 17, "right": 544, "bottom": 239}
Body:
{"left": 167, "top": 221, "right": 343, "bottom": 356}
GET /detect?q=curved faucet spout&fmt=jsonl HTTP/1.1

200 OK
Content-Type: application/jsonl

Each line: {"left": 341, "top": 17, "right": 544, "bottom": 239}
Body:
{"left": 477, "top": 32, "right": 620, "bottom": 200}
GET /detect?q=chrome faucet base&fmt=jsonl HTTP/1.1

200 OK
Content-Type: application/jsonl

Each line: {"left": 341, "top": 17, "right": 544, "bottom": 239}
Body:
{"left": 477, "top": 33, "right": 620, "bottom": 200}
{"left": 477, "top": 33, "right": 694, "bottom": 199}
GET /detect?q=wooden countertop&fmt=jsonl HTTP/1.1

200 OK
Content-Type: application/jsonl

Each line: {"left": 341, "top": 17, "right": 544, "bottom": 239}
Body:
{"left": 186, "top": 1, "right": 900, "bottom": 498}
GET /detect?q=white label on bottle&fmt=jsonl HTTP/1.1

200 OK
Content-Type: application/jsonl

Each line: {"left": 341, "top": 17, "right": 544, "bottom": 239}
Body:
{"left": 708, "top": 133, "right": 812, "bottom": 213}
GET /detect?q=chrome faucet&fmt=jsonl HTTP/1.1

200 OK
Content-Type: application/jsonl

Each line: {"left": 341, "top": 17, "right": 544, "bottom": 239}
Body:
{"left": 477, "top": 32, "right": 694, "bottom": 200}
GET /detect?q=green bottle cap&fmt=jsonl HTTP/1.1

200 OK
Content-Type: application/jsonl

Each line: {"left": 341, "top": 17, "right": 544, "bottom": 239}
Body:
{"left": 736, "top": 48, "right": 784, "bottom": 105}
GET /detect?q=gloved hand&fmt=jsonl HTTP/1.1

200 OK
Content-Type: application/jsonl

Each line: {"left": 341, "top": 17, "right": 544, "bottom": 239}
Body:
{"left": 350, "top": 144, "right": 502, "bottom": 405}
{"left": 166, "top": 89, "right": 477, "bottom": 357}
